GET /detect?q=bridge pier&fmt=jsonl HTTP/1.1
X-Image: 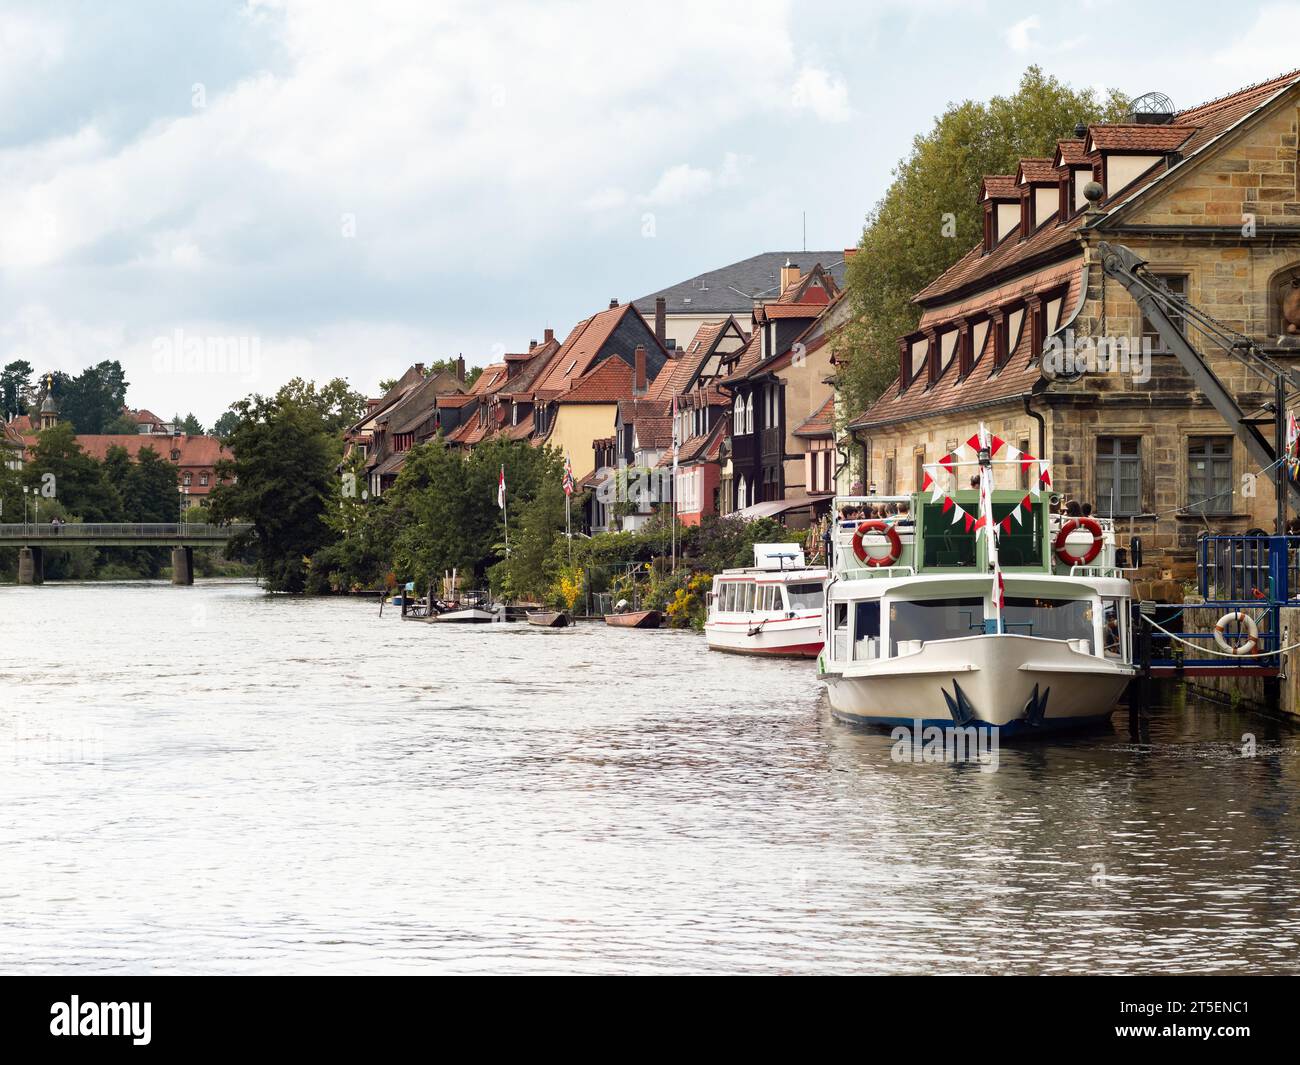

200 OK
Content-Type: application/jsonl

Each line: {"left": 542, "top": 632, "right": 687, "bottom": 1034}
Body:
{"left": 171, "top": 546, "right": 194, "bottom": 585}
{"left": 17, "top": 546, "right": 43, "bottom": 585}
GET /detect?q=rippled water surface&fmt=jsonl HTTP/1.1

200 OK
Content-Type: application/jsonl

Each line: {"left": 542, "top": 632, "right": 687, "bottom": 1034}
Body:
{"left": 2, "top": 580, "right": 1299, "bottom": 974}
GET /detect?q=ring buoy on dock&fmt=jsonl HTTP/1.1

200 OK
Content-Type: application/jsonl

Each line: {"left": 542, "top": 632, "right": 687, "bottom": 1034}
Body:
{"left": 1213, "top": 611, "right": 1260, "bottom": 655}
{"left": 1054, "top": 517, "right": 1103, "bottom": 565}
{"left": 851, "top": 520, "right": 902, "bottom": 567}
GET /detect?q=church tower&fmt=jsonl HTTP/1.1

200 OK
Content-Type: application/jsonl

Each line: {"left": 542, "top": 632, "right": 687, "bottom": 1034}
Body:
{"left": 38, "top": 375, "right": 57, "bottom": 430}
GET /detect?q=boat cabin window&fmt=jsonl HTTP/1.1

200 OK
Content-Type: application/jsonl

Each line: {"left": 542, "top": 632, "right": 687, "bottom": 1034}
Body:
{"left": 831, "top": 602, "right": 849, "bottom": 661}
{"left": 759, "top": 585, "right": 776, "bottom": 611}
{"left": 992, "top": 502, "right": 1043, "bottom": 566}
{"left": 1101, "top": 597, "right": 1126, "bottom": 659}
{"left": 1002, "top": 597, "right": 1093, "bottom": 652}
{"left": 744, "top": 582, "right": 756, "bottom": 612}
{"left": 853, "top": 601, "right": 880, "bottom": 662}
{"left": 786, "top": 582, "right": 824, "bottom": 611}
{"left": 921, "top": 503, "right": 976, "bottom": 567}
{"left": 889, "top": 597, "right": 984, "bottom": 654}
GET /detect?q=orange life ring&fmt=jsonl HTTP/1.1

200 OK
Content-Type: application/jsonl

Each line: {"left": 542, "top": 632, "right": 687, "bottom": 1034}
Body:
{"left": 851, "top": 520, "right": 902, "bottom": 567}
{"left": 1054, "top": 517, "right": 1103, "bottom": 565}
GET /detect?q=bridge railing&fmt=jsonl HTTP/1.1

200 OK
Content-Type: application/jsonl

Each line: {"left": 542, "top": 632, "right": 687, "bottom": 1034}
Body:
{"left": 0, "top": 523, "right": 253, "bottom": 540}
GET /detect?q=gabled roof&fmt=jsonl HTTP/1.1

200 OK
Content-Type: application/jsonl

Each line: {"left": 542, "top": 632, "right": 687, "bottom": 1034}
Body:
{"left": 555, "top": 357, "right": 637, "bottom": 404}
{"left": 534, "top": 303, "right": 638, "bottom": 394}
{"left": 980, "top": 175, "right": 1018, "bottom": 200}
{"left": 1016, "top": 158, "right": 1058, "bottom": 184}
{"left": 718, "top": 331, "right": 763, "bottom": 385}
{"left": 793, "top": 395, "right": 834, "bottom": 438}
{"left": 1085, "top": 123, "right": 1196, "bottom": 153}
{"left": 632, "top": 250, "right": 847, "bottom": 316}
{"left": 470, "top": 363, "right": 510, "bottom": 396}
{"left": 1054, "top": 139, "right": 1088, "bottom": 167}
{"left": 776, "top": 262, "right": 839, "bottom": 304}
{"left": 755, "top": 302, "right": 825, "bottom": 321}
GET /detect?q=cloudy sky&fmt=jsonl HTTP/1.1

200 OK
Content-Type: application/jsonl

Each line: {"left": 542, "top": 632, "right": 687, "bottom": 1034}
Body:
{"left": 0, "top": 0, "right": 1294, "bottom": 423}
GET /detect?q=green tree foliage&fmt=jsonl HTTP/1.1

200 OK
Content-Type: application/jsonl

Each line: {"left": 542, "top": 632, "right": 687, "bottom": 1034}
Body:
{"left": 273, "top": 377, "right": 367, "bottom": 439}
{"left": 1, "top": 359, "right": 33, "bottom": 418}
{"left": 103, "top": 412, "right": 143, "bottom": 434}
{"left": 209, "top": 389, "right": 338, "bottom": 592}
{"left": 126, "top": 446, "right": 181, "bottom": 521}
{"left": 48, "top": 360, "right": 130, "bottom": 433}
{"left": 384, "top": 438, "right": 560, "bottom": 592}
{"left": 835, "top": 67, "right": 1130, "bottom": 420}
{"left": 178, "top": 412, "right": 205, "bottom": 434}
{"left": 211, "top": 410, "right": 240, "bottom": 440}
{"left": 22, "top": 423, "right": 121, "bottom": 522}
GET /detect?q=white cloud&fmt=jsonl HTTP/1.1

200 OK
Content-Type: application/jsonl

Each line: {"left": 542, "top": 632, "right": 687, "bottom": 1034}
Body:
{"left": 790, "top": 66, "right": 852, "bottom": 122}
{"left": 1209, "top": 3, "right": 1300, "bottom": 83}
{"left": 642, "top": 153, "right": 747, "bottom": 206}
{"left": 1005, "top": 15, "right": 1040, "bottom": 53}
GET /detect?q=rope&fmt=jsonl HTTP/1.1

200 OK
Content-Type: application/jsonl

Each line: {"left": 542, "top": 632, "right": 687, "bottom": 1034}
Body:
{"left": 1140, "top": 613, "right": 1300, "bottom": 658}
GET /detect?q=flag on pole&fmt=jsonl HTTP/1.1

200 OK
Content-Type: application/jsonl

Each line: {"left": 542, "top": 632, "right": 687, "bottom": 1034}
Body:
{"left": 498, "top": 465, "right": 506, "bottom": 510}
{"left": 562, "top": 454, "right": 575, "bottom": 497}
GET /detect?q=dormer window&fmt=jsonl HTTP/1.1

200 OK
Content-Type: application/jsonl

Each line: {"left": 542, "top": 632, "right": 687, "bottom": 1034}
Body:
{"left": 980, "top": 175, "right": 1020, "bottom": 253}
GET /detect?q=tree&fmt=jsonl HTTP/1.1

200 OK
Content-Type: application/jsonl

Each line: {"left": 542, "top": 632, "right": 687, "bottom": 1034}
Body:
{"left": 22, "top": 423, "right": 121, "bottom": 522}
{"left": 208, "top": 390, "right": 338, "bottom": 592}
{"left": 835, "top": 67, "right": 1129, "bottom": 419}
{"left": 273, "top": 377, "right": 366, "bottom": 438}
{"left": 104, "top": 412, "right": 142, "bottom": 434}
{"left": 179, "top": 412, "right": 204, "bottom": 434}
{"left": 126, "top": 446, "right": 181, "bottom": 522}
{"left": 1, "top": 359, "right": 33, "bottom": 419}
{"left": 212, "top": 410, "right": 240, "bottom": 440}
{"left": 53, "top": 360, "right": 129, "bottom": 433}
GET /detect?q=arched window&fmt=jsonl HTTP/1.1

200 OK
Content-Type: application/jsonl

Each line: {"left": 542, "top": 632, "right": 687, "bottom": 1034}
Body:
{"left": 733, "top": 395, "right": 745, "bottom": 435}
{"left": 737, "top": 476, "right": 748, "bottom": 510}
{"left": 744, "top": 394, "right": 754, "bottom": 435}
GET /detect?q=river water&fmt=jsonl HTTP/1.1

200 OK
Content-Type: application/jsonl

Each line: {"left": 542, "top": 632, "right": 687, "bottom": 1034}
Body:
{"left": 2, "top": 580, "right": 1298, "bottom": 974}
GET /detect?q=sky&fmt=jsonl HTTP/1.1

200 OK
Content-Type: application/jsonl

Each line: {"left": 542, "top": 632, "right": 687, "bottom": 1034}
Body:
{"left": 0, "top": 0, "right": 1296, "bottom": 425}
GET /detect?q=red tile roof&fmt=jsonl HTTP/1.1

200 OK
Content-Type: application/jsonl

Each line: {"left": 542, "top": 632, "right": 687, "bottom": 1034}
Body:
{"left": 793, "top": 395, "right": 834, "bottom": 438}
{"left": 73, "top": 434, "right": 228, "bottom": 467}
{"left": 557, "top": 357, "right": 637, "bottom": 404}
{"left": 1054, "top": 139, "right": 1088, "bottom": 166}
{"left": 757, "top": 302, "right": 824, "bottom": 320}
{"left": 1086, "top": 123, "right": 1195, "bottom": 153}
{"left": 470, "top": 363, "right": 509, "bottom": 395}
{"left": 981, "top": 175, "right": 1018, "bottom": 200}
{"left": 1016, "top": 158, "right": 1058, "bottom": 184}
{"left": 534, "top": 303, "right": 636, "bottom": 394}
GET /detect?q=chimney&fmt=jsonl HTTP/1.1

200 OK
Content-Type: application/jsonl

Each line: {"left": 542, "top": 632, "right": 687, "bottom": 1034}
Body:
{"left": 843, "top": 247, "right": 858, "bottom": 262}
{"left": 779, "top": 259, "right": 800, "bottom": 293}
{"left": 455, "top": 355, "right": 465, "bottom": 382}
{"left": 414, "top": 362, "right": 425, "bottom": 376}
{"left": 529, "top": 338, "right": 537, "bottom": 349}
{"left": 544, "top": 327, "right": 554, "bottom": 344}
{"left": 633, "top": 344, "right": 647, "bottom": 395}
{"left": 609, "top": 297, "right": 619, "bottom": 309}
{"left": 654, "top": 296, "right": 666, "bottom": 344}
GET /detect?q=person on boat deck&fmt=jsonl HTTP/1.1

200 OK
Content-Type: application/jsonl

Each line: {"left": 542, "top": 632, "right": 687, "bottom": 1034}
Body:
{"left": 969, "top": 475, "right": 980, "bottom": 489}
{"left": 1081, "top": 502, "right": 1093, "bottom": 518}
{"left": 1064, "top": 499, "right": 1083, "bottom": 517}
{"left": 889, "top": 501, "right": 913, "bottom": 526}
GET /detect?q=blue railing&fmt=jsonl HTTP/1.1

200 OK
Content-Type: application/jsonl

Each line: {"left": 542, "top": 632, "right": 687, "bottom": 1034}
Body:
{"left": 1141, "top": 534, "right": 1299, "bottom": 670}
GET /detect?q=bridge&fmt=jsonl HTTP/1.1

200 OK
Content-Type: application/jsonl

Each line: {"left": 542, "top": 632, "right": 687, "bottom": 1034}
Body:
{"left": 0, "top": 523, "right": 253, "bottom": 585}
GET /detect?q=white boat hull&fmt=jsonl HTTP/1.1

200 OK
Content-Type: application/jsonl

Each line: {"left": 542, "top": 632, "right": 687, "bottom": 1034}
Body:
{"left": 820, "top": 633, "right": 1134, "bottom": 735}
{"left": 705, "top": 613, "right": 823, "bottom": 657}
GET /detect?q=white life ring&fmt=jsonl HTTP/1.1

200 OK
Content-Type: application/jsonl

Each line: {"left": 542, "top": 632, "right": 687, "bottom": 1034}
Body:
{"left": 1213, "top": 611, "right": 1259, "bottom": 655}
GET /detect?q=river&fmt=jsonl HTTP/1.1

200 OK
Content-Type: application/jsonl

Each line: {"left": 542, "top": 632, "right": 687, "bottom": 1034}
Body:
{"left": 2, "top": 580, "right": 1298, "bottom": 974}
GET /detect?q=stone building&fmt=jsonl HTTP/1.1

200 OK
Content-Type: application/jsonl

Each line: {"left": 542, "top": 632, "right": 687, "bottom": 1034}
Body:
{"left": 848, "top": 69, "right": 1300, "bottom": 587}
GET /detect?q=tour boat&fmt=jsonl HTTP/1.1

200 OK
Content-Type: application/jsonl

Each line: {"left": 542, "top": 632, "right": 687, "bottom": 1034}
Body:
{"left": 704, "top": 544, "right": 828, "bottom": 657}
{"left": 818, "top": 427, "right": 1135, "bottom": 735}
{"left": 604, "top": 608, "right": 661, "bottom": 628}
{"left": 527, "top": 609, "right": 571, "bottom": 628}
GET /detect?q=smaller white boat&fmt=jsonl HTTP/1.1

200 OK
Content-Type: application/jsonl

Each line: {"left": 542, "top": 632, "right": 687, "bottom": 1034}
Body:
{"left": 704, "top": 544, "right": 828, "bottom": 657}
{"left": 431, "top": 606, "right": 499, "bottom": 623}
